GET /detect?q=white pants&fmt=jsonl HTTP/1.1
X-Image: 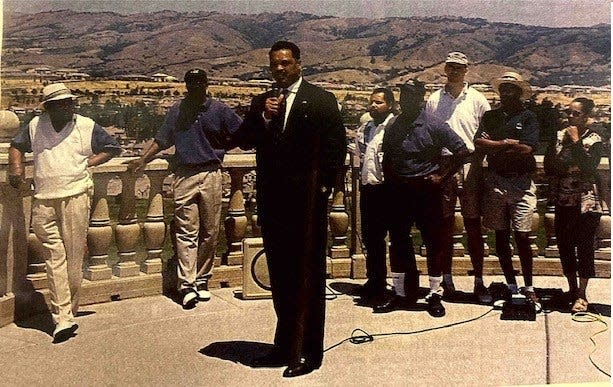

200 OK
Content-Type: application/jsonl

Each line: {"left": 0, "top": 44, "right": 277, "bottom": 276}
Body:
{"left": 31, "top": 191, "right": 90, "bottom": 325}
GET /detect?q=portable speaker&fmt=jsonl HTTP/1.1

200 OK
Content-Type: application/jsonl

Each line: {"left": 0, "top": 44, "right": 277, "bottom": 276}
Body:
{"left": 241, "top": 237, "right": 272, "bottom": 299}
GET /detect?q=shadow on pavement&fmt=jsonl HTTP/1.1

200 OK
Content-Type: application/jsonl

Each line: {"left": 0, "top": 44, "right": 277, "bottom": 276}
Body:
{"left": 14, "top": 311, "right": 54, "bottom": 337}
{"left": 327, "top": 281, "right": 361, "bottom": 296}
{"left": 200, "top": 341, "right": 275, "bottom": 367}
{"left": 589, "top": 303, "right": 611, "bottom": 317}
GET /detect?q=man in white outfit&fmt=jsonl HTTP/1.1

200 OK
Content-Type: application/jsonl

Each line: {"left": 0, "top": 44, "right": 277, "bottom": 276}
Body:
{"left": 9, "top": 83, "right": 121, "bottom": 342}
{"left": 425, "top": 52, "right": 492, "bottom": 303}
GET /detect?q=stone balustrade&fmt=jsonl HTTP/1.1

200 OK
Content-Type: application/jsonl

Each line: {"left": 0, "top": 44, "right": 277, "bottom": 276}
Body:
{"left": 0, "top": 151, "right": 610, "bottom": 327}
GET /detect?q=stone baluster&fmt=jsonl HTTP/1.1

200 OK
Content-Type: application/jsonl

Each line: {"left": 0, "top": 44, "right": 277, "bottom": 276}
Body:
{"left": 224, "top": 168, "right": 248, "bottom": 266}
{"left": 543, "top": 204, "right": 559, "bottom": 257}
{"left": 250, "top": 199, "right": 261, "bottom": 237}
{"left": 113, "top": 172, "right": 141, "bottom": 277}
{"left": 529, "top": 207, "right": 540, "bottom": 257}
{"left": 329, "top": 170, "right": 350, "bottom": 259}
{"left": 85, "top": 173, "right": 113, "bottom": 280}
{"left": 328, "top": 169, "right": 351, "bottom": 277}
{"left": 595, "top": 210, "right": 611, "bottom": 260}
{"left": 141, "top": 171, "right": 166, "bottom": 274}
{"left": 26, "top": 225, "right": 47, "bottom": 289}
{"left": 452, "top": 200, "right": 465, "bottom": 257}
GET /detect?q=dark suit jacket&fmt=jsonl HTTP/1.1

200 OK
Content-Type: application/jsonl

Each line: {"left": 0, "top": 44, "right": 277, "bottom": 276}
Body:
{"left": 238, "top": 79, "right": 346, "bottom": 362}
{"left": 239, "top": 80, "right": 347, "bottom": 226}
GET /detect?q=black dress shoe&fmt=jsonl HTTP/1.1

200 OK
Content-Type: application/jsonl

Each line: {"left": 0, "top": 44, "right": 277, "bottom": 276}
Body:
{"left": 282, "top": 358, "right": 318, "bottom": 378}
{"left": 427, "top": 293, "right": 446, "bottom": 317}
{"left": 373, "top": 295, "right": 415, "bottom": 313}
{"left": 252, "top": 349, "right": 288, "bottom": 368}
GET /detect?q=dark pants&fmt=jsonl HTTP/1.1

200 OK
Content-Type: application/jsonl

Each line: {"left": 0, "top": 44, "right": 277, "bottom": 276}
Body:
{"left": 360, "top": 184, "right": 389, "bottom": 288}
{"left": 386, "top": 179, "right": 445, "bottom": 297}
{"left": 260, "top": 187, "right": 328, "bottom": 367}
{"left": 555, "top": 206, "right": 601, "bottom": 279}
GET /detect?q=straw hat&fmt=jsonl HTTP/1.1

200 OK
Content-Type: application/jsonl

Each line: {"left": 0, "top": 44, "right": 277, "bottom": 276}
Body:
{"left": 491, "top": 72, "right": 533, "bottom": 99}
{"left": 40, "top": 83, "right": 77, "bottom": 105}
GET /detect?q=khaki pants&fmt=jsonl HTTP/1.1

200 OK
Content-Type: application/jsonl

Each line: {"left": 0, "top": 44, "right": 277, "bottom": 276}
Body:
{"left": 31, "top": 191, "right": 91, "bottom": 325}
{"left": 172, "top": 167, "right": 222, "bottom": 290}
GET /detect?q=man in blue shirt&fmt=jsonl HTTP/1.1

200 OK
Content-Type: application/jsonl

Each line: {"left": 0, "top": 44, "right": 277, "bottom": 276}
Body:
{"left": 128, "top": 69, "right": 242, "bottom": 309}
{"left": 375, "top": 81, "right": 469, "bottom": 318}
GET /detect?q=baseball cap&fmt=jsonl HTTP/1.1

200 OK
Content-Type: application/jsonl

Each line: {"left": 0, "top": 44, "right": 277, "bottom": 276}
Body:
{"left": 184, "top": 68, "right": 208, "bottom": 84}
{"left": 445, "top": 52, "right": 469, "bottom": 66}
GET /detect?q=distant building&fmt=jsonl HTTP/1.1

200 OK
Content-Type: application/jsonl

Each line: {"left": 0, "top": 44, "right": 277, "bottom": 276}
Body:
{"left": 151, "top": 73, "right": 178, "bottom": 82}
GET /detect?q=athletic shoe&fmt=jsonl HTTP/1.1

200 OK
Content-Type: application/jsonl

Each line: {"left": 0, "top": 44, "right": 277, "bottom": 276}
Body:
{"left": 474, "top": 282, "right": 493, "bottom": 304}
{"left": 426, "top": 293, "right": 446, "bottom": 317}
{"left": 441, "top": 281, "right": 456, "bottom": 300}
{"left": 53, "top": 322, "right": 78, "bottom": 343}
{"left": 181, "top": 288, "right": 198, "bottom": 309}
{"left": 196, "top": 282, "right": 211, "bottom": 301}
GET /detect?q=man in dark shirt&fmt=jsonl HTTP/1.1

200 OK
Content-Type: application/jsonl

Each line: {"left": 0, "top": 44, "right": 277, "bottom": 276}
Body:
{"left": 474, "top": 71, "right": 541, "bottom": 312}
{"left": 128, "top": 69, "right": 242, "bottom": 309}
{"left": 374, "top": 81, "right": 469, "bottom": 318}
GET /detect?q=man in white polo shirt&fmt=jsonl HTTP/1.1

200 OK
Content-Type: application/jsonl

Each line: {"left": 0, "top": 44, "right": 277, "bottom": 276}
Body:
{"left": 425, "top": 52, "right": 492, "bottom": 303}
{"left": 9, "top": 83, "right": 121, "bottom": 343}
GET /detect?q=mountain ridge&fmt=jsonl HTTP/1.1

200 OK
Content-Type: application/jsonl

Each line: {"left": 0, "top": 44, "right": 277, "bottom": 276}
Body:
{"left": 2, "top": 10, "right": 610, "bottom": 86}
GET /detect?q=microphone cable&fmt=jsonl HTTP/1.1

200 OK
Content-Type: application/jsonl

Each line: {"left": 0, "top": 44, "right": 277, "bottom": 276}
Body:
{"left": 571, "top": 311, "right": 611, "bottom": 377}
{"left": 324, "top": 307, "right": 496, "bottom": 352}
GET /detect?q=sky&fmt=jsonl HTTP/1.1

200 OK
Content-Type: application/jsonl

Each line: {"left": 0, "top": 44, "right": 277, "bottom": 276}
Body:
{"left": 2, "top": 0, "right": 611, "bottom": 28}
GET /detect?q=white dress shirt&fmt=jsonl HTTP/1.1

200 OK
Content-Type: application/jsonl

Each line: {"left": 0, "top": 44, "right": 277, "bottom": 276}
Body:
{"left": 355, "top": 112, "right": 394, "bottom": 185}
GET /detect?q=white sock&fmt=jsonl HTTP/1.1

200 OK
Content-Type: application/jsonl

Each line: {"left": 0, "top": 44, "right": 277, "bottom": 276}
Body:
{"left": 524, "top": 285, "right": 534, "bottom": 293}
{"left": 392, "top": 272, "right": 406, "bottom": 297}
{"left": 429, "top": 276, "right": 443, "bottom": 296}
{"left": 443, "top": 274, "right": 453, "bottom": 285}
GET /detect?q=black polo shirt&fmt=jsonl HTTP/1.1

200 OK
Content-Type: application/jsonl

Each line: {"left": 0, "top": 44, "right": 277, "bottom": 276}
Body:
{"left": 474, "top": 107, "right": 539, "bottom": 175}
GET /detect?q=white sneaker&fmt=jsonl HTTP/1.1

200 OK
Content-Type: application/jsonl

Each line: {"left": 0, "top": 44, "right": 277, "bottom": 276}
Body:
{"left": 196, "top": 282, "right": 211, "bottom": 301}
{"left": 53, "top": 322, "right": 78, "bottom": 343}
{"left": 180, "top": 288, "right": 198, "bottom": 309}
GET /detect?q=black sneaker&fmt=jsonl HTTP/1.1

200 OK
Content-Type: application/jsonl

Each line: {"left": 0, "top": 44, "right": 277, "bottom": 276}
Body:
{"left": 426, "top": 293, "right": 446, "bottom": 317}
{"left": 474, "top": 282, "right": 493, "bottom": 304}
{"left": 180, "top": 288, "right": 198, "bottom": 309}
{"left": 441, "top": 281, "right": 456, "bottom": 300}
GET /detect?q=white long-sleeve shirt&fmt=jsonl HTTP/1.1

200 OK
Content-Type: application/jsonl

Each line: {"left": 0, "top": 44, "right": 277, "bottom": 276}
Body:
{"left": 354, "top": 113, "right": 394, "bottom": 185}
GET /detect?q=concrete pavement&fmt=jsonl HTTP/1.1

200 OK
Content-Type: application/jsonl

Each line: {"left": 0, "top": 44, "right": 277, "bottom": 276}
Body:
{"left": 0, "top": 275, "right": 610, "bottom": 386}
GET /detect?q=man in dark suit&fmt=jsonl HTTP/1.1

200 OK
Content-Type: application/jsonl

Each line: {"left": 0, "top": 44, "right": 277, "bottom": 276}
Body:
{"left": 238, "top": 41, "right": 346, "bottom": 377}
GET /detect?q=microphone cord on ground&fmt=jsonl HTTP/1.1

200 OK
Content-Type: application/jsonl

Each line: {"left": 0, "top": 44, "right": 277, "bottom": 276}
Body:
{"left": 571, "top": 311, "right": 610, "bottom": 377}
{"left": 324, "top": 307, "right": 495, "bottom": 352}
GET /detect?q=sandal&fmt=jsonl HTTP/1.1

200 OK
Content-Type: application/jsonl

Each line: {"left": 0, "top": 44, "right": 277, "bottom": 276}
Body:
{"left": 571, "top": 298, "right": 589, "bottom": 314}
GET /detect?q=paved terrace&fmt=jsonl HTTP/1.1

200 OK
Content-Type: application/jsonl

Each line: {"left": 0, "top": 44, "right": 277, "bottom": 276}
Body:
{"left": 0, "top": 275, "right": 610, "bottom": 386}
{"left": 0, "top": 150, "right": 610, "bottom": 385}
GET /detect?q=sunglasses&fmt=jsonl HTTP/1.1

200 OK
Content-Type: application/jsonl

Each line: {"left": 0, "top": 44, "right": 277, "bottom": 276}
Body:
{"left": 565, "top": 109, "right": 584, "bottom": 117}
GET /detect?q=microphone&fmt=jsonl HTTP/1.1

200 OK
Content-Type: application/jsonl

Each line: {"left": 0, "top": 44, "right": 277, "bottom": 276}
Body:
{"left": 271, "top": 83, "right": 282, "bottom": 98}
